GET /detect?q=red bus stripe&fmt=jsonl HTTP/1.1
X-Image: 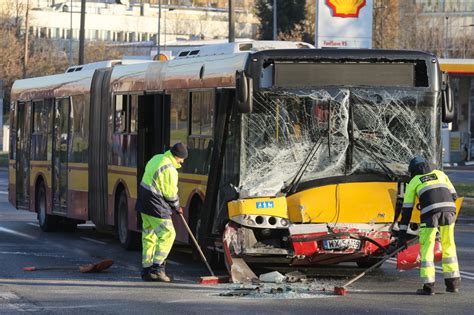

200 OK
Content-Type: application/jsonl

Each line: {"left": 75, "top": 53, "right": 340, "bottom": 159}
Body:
{"left": 179, "top": 178, "right": 208, "bottom": 185}
{"left": 108, "top": 169, "right": 137, "bottom": 176}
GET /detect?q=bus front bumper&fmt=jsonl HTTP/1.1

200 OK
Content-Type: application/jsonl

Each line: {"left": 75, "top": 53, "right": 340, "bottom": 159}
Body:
{"left": 223, "top": 221, "right": 393, "bottom": 265}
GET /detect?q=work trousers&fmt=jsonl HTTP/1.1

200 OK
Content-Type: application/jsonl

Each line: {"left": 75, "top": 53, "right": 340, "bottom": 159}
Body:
{"left": 141, "top": 213, "right": 176, "bottom": 268}
{"left": 419, "top": 222, "right": 460, "bottom": 285}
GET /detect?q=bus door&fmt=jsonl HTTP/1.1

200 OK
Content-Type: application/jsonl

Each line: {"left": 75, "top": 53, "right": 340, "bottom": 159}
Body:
{"left": 52, "top": 98, "right": 70, "bottom": 214}
{"left": 16, "top": 101, "right": 32, "bottom": 209}
{"left": 137, "top": 93, "right": 169, "bottom": 181}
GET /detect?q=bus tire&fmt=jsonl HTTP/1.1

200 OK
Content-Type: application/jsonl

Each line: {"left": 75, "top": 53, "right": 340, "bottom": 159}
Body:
{"left": 62, "top": 219, "right": 78, "bottom": 232}
{"left": 36, "top": 183, "right": 57, "bottom": 232}
{"left": 117, "top": 191, "right": 139, "bottom": 250}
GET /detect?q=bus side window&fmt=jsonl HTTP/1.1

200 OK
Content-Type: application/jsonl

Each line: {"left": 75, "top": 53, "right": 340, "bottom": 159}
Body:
{"left": 114, "top": 95, "right": 129, "bottom": 133}
{"left": 130, "top": 95, "right": 138, "bottom": 134}
{"left": 70, "top": 95, "right": 87, "bottom": 162}
{"left": 9, "top": 102, "right": 16, "bottom": 160}
{"left": 188, "top": 90, "right": 214, "bottom": 175}
{"left": 32, "top": 100, "right": 48, "bottom": 160}
{"left": 169, "top": 90, "right": 189, "bottom": 146}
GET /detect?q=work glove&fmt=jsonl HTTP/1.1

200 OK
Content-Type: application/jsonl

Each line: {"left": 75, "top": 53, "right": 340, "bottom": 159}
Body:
{"left": 396, "top": 231, "right": 408, "bottom": 249}
{"left": 175, "top": 207, "right": 184, "bottom": 215}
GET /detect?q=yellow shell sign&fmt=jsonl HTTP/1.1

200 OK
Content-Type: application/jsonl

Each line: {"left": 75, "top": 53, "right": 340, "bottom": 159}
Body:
{"left": 326, "top": 0, "right": 366, "bottom": 18}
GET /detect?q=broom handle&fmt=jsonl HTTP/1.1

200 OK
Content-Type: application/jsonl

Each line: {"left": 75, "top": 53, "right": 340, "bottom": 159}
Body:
{"left": 179, "top": 213, "right": 216, "bottom": 277}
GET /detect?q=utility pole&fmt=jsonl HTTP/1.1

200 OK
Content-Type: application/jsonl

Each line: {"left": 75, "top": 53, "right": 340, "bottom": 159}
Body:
{"left": 229, "top": 0, "right": 235, "bottom": 42}
{"left": 78, "top": 0, "right": 86, "bottom": 65}
{"left": 69, "top": 0, "right": 73, "bottom": 65}
{"left": 157, "top": 0, "right": 162, "bottom": 57}
{"left": 444, "top": 16, "right": 449, "bottom": 58}
{"left": 22, "top": 0, "right": 30, "bottom": 79}
{"left": 272, "top": 0, "right": 277, "bottom": 40}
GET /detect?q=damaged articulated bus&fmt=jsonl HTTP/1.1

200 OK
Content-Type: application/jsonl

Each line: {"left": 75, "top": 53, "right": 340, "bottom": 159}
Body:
{"left": 220, "top": 48, "right": 463, "bottom": 282}
{"left": 9, "top": 41, "right": 462, "bottom": 283}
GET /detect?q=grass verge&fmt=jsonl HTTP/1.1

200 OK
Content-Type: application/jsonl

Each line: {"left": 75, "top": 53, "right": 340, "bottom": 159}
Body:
{"left": 453, "top": 183, "right": 474, "bottom": 217}
{"left": 459, "top": 198, "right": 474, "bottom": 217}
{"left": 453, "top": 183, "right": 474, "bottom": 198}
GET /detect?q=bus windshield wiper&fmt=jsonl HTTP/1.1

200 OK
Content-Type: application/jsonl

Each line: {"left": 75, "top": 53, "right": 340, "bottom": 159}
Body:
{"left": 353, "top": 139, "right": 398, "bottom": 182}
{"left": 284, "top": 134, "right": 326, "bottom": 194}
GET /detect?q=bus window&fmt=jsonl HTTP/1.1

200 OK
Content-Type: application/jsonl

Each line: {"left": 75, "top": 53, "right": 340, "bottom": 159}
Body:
{"left": 186, "top": 90, "right": 215, "bottom": 175}
{"left": 9, "top": 101, "right": 16, "bottom": 160}
{"left": 114, "top": 95, "right": 129, "bottom": 133}
{"left": 70, "top": 95, "right": 87, "bottom": 162}
{"left": 32, "top": 100, "right": 50, "bottom": 160}
{"left": 169, "top": 90, "right": 189, "bottom": 146}
{"left": 191, "top": 91, "right": 214, "bottom": 136}
{"left": 130, "top": 95, "right": 138, "bottom": 133}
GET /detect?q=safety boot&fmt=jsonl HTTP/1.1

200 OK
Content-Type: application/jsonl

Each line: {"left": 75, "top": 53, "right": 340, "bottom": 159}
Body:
{"left": 141, "top": 267, "right": 159, "bottom": 282}
{"left": 416, "top": 283, "right": 435, "bottom": 296}
{"left": 150, "top": 263, "right": 172, "bottom": 282}
{"left": 445, "top": 277, "right": 460, "bottom": 293}
{"left": 152, "top": 270, "right": 172, "bottom": 282}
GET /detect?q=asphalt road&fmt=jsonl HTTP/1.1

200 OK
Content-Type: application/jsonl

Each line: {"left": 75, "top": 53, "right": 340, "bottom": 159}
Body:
{"left": 446, "top": 168, "right": 474, "bottom": 184}
{"left": 1, "top": 170, "right": 474, "bottom": 314}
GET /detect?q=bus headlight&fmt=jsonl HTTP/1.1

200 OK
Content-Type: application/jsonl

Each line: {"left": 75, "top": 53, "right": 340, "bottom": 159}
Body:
{"left": 231, "top": 214, "right": 291, "bottom": 229}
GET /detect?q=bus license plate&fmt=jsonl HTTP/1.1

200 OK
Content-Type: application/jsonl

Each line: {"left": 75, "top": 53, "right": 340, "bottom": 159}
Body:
{"left": 322, "top": 239, "right": 361, "bottom": 250}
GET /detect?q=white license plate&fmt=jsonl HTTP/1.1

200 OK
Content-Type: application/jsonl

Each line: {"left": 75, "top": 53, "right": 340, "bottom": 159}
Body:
{"left": 322, "top": 239, "right": 361, "bottom": 250}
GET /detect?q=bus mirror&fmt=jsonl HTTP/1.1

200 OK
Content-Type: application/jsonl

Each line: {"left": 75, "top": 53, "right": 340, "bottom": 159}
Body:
{"left": 236, "top": 71, "right": 253, "bottom": 113}
{"left": 442, "top": 82, "right": 454, "bottom": 123}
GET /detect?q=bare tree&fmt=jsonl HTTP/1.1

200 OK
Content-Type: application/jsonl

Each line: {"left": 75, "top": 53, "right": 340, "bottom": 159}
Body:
{"left": 85, "top": 42, "right": 123, "bottom": 64}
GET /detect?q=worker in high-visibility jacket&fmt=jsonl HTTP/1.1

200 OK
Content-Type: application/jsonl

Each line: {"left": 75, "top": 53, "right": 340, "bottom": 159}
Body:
{"left": 135, "top": 143, "right": 188, "bottom": 282}
{"left": 397, "top": 156, "right": 460, "bottom": 295}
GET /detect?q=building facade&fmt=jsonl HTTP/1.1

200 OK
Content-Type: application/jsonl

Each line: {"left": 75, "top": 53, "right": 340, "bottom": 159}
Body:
{"left": 8, "top": 0, "right": 258, "bottom": 45}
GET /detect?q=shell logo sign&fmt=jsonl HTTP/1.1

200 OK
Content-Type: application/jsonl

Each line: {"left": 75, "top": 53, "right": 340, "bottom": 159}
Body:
{"left": 326, "top": 0, "right": 366, "bottom": 18}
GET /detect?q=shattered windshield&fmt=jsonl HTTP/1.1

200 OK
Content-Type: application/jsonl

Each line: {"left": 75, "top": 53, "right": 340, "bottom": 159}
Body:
{"left": 239, "top": 88, "right": 440, "bottom": 198}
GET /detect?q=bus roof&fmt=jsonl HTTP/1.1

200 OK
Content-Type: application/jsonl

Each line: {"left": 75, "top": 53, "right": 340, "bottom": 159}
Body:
{"left": 12, "top": 44, "right": 439, "bottom": 100}
{"left": 11, "top": 69, "right": 96, "bottom": 101}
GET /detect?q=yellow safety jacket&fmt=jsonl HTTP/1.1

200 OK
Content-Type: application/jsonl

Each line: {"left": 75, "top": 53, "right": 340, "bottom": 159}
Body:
{"left": 400, "top": 169, "right": 457, "bottom": 231}
{"left": 135, "top": 150, "right": 181, "bottom": 219}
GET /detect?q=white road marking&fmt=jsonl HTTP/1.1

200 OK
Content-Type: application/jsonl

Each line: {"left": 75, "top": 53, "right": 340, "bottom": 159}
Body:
{"left": 0, "top": 227, "right": 36, "bottom": 240}
{"left": 0, "top": 251, "right": 65, "bottom": 258}
{"left": 387, "top": 258, "right": 474, "bottom": 280}
{"left": 0, "top": 291, "right": 41, "bottom": 312}
{"left": 27, "top": 222, "right": 39, "bottom": 227}
{"left": 80, "top": 237, "right": 107, "bottom": 245}
{"left": 40, "top": 303, "right": 128, "bottom": 310}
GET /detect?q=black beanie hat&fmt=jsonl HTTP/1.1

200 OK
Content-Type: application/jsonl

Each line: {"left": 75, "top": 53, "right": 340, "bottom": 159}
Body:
{"left": 171, "top": 142, "right": 188, "bottom": 159}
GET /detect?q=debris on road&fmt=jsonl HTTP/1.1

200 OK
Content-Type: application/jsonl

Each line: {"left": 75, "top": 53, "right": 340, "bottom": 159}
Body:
{"left": 217, "top": 282, "right": 331, "bottom": 299}
{"left": 259, "top": 271, "right": 285, "bottom": 283}
{"left": 285, "top": 270, "right": 307, "bottom": 283}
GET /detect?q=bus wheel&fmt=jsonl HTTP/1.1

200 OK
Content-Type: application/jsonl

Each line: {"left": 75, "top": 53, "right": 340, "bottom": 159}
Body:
{"left": 117, "top": 191, "right": 139, "bottom": 250}
{"left": 62, "top": 219, "right": 77, "bottom": 232}
{"left": 36, "top": 183, "right": 57, "bottom": 232}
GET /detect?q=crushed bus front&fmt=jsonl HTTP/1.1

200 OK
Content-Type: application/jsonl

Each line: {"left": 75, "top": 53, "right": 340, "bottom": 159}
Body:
{"left": 222, "top": 183, "right": 463, "bottom": 283}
